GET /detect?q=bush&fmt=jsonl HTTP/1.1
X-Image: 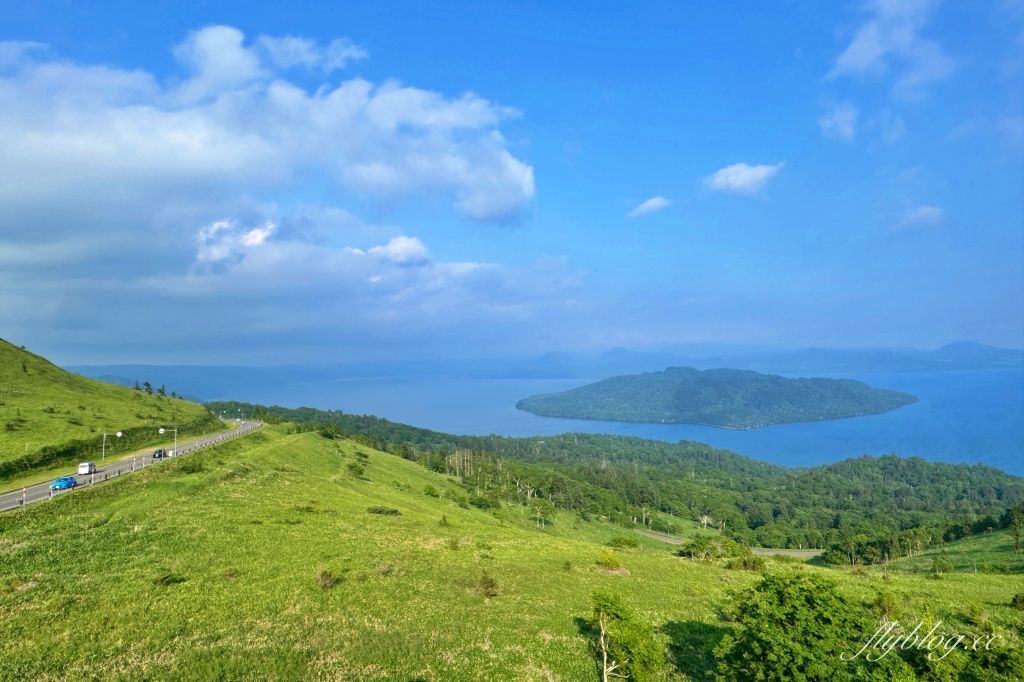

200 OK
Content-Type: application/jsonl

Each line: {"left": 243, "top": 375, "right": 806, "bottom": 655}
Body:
{"left": 589, "top": 591, "right": 664, "bottom": 682}
{"left": 932, "top": 557, "right": 953, "bottom": 575}
{"left": 1011, "top": 594, "right": 1024, "bottom": 611}
{"left": 366, "top": 506, "right": 400, "bottom": 516}
{"left": 725, "top": 555, "right": 765, "bottom": 571}
{"left": 317, "top": 570, "right": 338, "bottom": 589}
{"left": 423, "top": 485, "right": 439, "bottom": 497}
{"left": 347, "top": 462, "right": 365, "bottom": 477}
{"left": 478, "top": 570, "right": 498, "bottom": 598}
{"left": 178, "top": 457, "right": 205, "bottom": 474}
{"left": 597, "top": 549, "right": 621, "bottom": 570}
{"left": 714, "top": 571, "right": 906, "bottom": 682}
{"left": 606, "top": 536, "right": 641, "bottom": 549}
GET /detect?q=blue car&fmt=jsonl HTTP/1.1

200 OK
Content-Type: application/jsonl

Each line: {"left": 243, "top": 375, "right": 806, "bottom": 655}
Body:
{"left": 50, "top": 476, "right": 77, "bottom": 491}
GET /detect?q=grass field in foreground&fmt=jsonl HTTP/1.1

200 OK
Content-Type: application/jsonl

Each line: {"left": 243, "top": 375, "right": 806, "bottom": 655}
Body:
{"left": 0, "top": 427, "right": 1021, "bottom": 681}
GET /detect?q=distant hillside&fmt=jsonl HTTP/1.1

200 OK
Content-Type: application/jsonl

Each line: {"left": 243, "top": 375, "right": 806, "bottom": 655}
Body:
{"left": 0, "top": 338, "right": 222, "bottom": 480}
{"left": 516, "top": 367, "right": 918, "bottom": 428}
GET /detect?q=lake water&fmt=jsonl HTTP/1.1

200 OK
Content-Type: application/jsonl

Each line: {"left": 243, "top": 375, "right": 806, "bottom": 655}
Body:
{"left": 234, "top": 369, "right": 1024, "bottom": 475}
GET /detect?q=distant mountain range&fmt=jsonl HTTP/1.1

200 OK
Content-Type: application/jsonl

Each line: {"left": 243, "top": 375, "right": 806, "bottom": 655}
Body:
{"left": 66, "top": 342, "right": 1021, "bottom": 403}
{"left": 515, "top": 367, "right": 919, "bottom": 429}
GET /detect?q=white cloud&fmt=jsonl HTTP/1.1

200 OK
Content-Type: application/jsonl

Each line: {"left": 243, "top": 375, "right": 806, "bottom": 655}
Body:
{"left": 893, "top": 205, "right": 944, "bottom": 229}
{"left": 819, "top": 102, "right": 858, "bottom": 141}
{"left": 256, "top": 35, "right": 367, "bottom": 72}
{"left": 0, "top": 26, "right": 534, "bottom": 224}
{"left": 704, "top": 163, "right": 783, "bottom": 195}
{"left": 828, "top": 0, "right": 954, "bottom": 99}
{"left": 368, "top": 236, "right": 430, "bottom": 265}
{"left": 627, "top": 196, "right": 671, "bottom": 218}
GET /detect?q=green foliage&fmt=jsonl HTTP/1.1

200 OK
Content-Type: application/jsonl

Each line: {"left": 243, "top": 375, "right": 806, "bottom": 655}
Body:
{"left": 478, "top": 570, "right": 498, "bottom": 598}
{"left": 606, "top": 536, "right": 641, "bottom": 549}
{"left": 714, "top": 571, "right": 882, "bottom": 682}
{"left": 423, "top": 484, "right": 439, "bottom": 497}
{"left": 1011, "top": 594, "right": 1024, "bottom": 610}
{"left": 589, "top": 591, "right": 665, "bottom": 682}
{"left": 367, "top": 506, "right": 400, "bottom": 516}
{"left": 516, "top": 366, "right": 917, "bottom": 428}
{"left": 597, "top": 549, "right": 622, "bottom": 570}
{"left": 932, "top": 557, "right": 953, "bottom": 574}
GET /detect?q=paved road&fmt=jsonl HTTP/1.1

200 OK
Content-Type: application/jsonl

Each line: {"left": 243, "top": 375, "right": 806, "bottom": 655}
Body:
{"left": 0, "top": 420, "right": 262, "bottom": 513}
{"left": 636, "top": 528, "right": 823, "bottom": 557}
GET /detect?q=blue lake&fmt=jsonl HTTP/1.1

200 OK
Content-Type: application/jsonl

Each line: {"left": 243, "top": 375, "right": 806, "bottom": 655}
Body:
{"left": 233, "top": 369, "right": 1024, "bottom": 475}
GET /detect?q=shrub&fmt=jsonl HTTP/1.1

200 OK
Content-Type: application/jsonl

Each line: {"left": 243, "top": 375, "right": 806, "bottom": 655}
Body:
{"left": 932, "top": 557, "right": 953, "bottom": 575}
{"left": 725, "top": 555, "right": 765, "bottom": 571}
{"left": 439, "top": 515, "right": 449, "bottom": 526}
{"left": 423, "top": 485, "right": 439, "bottom": 497}
{"left": 597, "top": 549, "right": 621, "bottom": 570}
{"left": 478, "top": 570, "right": 499, "bottom": 598}
{"left": 588, "top": 591, "right": 664, "bottom": 682}
{"left": 873, "top": 590, "right": 902, "bottom": 622}
{"left": 563, "top": 561, "right": 573, "bottom": 572}
{"left": 317, "top": 570, "right": 338, "bottom": 589}
{"left": 366, "top": 506, "right": 400, "bottom": 516}
{"left": 714, "top": 571, "right": 909, "bottom": 682}
{"left": 347, "top": 462, "right": 365, "bottom": 477}
{"left": 178, "top": 457, "right": 205, "bottom": 474}
{"left": 606, "top": 536, "right": 641, "bottom": 549}
{"left": 447, "top": 537, "right": 463, "bottom": 551}
{"left": 1011, "top": 594, "right": 1024, "bottom": 611}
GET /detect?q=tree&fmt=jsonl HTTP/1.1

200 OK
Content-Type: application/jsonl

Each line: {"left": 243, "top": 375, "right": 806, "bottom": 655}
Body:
{"left": 143, "top": 382, "right": 153, "bottom": 395}
{"left": 157, "top": 385, "right": 167, "bottom": 397}
{"left": 1005, "top": 502, "right": 1024, "bottom": 552}
{"left": 714, "top": 571, "right": 913, "bottom": 682}
{"left": 589, "top": 591, "right": 664, "bottom": 682}
{"left": 134, "top": 380, "right": 141, "bottom": 390}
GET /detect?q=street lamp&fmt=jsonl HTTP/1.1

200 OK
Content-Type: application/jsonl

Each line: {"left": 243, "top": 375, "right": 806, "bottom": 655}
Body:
{"left": 102, "top": 431, "right": 122, "bottom": 462}
{"left": 159, "top": 427, "right": 178, "bottom": 456}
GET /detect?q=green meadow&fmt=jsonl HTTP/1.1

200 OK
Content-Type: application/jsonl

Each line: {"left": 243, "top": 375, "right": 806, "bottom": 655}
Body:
{"left": 1, "top": 426, "right": 1021, "bottom": 681}
{"left": 0, "top": 339, "right": 223, "bottom": 483}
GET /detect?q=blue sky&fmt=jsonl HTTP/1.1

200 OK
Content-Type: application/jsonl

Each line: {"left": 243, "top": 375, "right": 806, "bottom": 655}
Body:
{"left": 1, "top": 0, "right": 1021, "bottom": 364}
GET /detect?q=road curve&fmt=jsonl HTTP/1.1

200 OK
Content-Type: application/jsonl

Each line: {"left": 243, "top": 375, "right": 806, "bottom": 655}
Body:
{"left": 0, "top": 420, "right": 263, "bottom": 514}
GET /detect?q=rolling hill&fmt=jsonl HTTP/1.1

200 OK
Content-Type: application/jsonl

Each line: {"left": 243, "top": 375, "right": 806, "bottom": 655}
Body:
{"left": 1, "top": 426, "right": 1022, "bottom": 680}
{"left": 0, "top": 338, "right": 223, "bottom": 481}
{"left": 516, "top": 366, "right": 918, "bottom": 428}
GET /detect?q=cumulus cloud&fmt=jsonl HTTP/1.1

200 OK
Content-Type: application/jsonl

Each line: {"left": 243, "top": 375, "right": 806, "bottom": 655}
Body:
{"left": 367, "top": 236, "right": 431, "bottom": 265}
{"left": 0, "top": 26, "right": 534, "bottom": 224}
{"left": 828, "top": 0, "right": 954, "bottom": 99}
{"left": 819, "top": 102, "right": 858, "bottom": 141}
{"left": 893, "top": 205, "right": 944, "bottom": 229}
{"left": 704, "top": 163, "right": 783, "bottom": 195}
{"left": 627, "top": 196, "right": 671, "bottom": 218}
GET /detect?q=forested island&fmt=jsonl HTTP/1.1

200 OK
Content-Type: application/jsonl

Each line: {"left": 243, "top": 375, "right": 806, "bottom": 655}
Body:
{"left": 515, "top": 366, "right": 918, "bottom": 428}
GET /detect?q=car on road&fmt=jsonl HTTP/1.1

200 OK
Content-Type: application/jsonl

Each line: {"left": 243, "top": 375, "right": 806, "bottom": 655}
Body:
{"left": 152, "top": 449, "right": 165, "bottom": 459}
{"left": 50, "top": 476, "right": 77, "bottom": 491}
{"left": 78, "top": 462, "right": 97, "bottom": 475}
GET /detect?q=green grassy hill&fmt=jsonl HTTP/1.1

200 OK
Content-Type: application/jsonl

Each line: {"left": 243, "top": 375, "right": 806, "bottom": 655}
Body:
{"left": 885, "top": 529, "right": 1024, "bottom": 575}
{"left": 1, "top": 427, "right": 1021, "bottom": 681}
{"left": 0, "top": 339, "right": 222, "bottom": 482}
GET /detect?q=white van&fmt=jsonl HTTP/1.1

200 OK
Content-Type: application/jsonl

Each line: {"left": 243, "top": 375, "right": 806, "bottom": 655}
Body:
{"left": 78, "top": 462, "right": 97, "bottom": 475}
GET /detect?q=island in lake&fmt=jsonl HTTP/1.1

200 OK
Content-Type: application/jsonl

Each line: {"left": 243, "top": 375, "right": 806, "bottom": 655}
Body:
{"left": 515, "top": 366, "right": 919, "bottom": 428}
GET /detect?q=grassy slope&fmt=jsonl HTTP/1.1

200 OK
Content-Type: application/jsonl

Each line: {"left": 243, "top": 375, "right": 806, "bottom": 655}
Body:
{"left": 1, "top": 428, "right": 1020, "bottom": 681}
{"left": 0, "top": 339, "right": 222, "bottom": 480}
{"left": 885, "top": 529, "right": 1024, "bottom": 574}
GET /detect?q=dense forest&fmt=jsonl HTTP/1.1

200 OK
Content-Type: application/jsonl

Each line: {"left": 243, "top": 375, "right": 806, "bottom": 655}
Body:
{"left": 207, "top": 400, "right": 1023, "bottom": 563}
{"left": 515, "top": 367, "right": 918, "bottom": 428}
